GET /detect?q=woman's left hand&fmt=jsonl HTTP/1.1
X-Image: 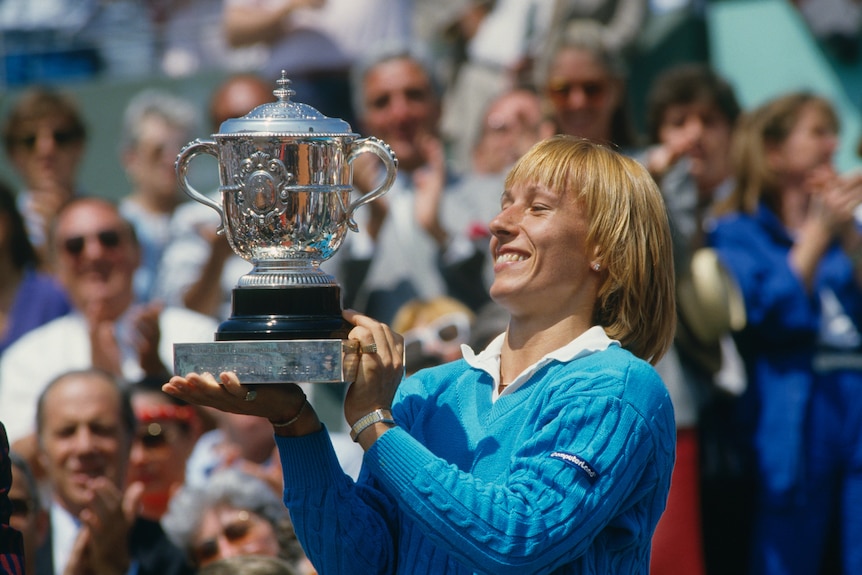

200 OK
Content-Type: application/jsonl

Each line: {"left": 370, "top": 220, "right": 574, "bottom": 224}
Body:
{"left": 341, "top": 309, "right": 405, "bottom": 427}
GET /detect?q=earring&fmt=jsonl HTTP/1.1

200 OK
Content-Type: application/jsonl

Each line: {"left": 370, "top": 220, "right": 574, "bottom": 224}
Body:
{"left": 592, "top": 263, "right": 601, "bottom": 271}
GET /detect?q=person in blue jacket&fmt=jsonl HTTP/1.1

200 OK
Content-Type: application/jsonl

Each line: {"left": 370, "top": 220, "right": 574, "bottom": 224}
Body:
{"left": 165, "top": 135, "right": 678, "bottom": 574}
{"left": 708, "top": 92, "right": 862, "bottom": 575}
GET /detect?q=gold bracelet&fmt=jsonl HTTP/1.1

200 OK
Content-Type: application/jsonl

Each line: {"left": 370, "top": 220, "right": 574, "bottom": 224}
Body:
{"left": 270, "top": 397, "right": 308, "bottom": 428}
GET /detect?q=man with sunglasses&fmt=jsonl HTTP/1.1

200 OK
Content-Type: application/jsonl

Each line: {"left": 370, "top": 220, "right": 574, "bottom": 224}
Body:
{"left": 339, "top": 43, "right": 489, "bottom": 325}
{"left": 1, "top": 86, "right": 89, "bottom": 261}
{"left": 0, "top": 197, "right": 218, "bottom": 453}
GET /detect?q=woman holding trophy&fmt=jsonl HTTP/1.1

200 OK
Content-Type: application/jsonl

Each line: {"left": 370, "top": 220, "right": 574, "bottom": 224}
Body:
{"left": 165, "top": 135, "right": 677, "bottom": 574}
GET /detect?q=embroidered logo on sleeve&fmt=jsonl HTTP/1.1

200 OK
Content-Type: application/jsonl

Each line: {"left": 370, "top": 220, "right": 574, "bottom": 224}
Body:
{"left": 550, "top": 451, "right": 599, "bottom": 483}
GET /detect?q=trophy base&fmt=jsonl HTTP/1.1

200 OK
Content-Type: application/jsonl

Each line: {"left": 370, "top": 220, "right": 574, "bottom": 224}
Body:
{"left": 173, "top": 284, "right": 355, "bottom": 383}
{"left": 173, "top": 339, "right": 357, "bottom": 384}
{"left": 216, "top": 284, "right": 351, "bottom": 341}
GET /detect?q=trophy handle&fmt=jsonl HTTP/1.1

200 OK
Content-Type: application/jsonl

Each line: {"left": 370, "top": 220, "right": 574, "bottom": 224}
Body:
{"left": 345, "top": 136, "right": 398, "bottom": 232}
{"left": 175, "top": 139, "right": 227, "bottom": 233}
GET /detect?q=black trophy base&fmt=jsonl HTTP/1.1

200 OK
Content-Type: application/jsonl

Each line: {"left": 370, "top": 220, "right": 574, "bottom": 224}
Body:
{"left": 215, "top": 284, "right": 351, "bottom": 342}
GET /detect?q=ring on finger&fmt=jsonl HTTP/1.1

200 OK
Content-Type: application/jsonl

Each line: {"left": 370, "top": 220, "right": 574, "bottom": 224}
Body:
{"left": 361, "top": 343, "right": 378, "bottom": 354}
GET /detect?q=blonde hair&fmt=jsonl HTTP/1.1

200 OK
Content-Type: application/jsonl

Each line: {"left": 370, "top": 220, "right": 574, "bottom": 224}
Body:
{"left": 717, "top": 92, "right": 838, "bottom": 217}
{"left": 392, "top": 296, "right": 475, "bottom": 334}
{"left": 504, "top": 135, "right": 676, "bottom": 363}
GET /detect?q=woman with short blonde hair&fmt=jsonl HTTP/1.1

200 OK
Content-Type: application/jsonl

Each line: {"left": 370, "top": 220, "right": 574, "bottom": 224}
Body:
{"left": 168, "top": 135, "right": 678, "bottom": 574}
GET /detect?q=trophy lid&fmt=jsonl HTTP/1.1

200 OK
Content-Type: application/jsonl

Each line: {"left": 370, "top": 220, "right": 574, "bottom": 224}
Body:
{"left": 217, "top": 71, "right": 356, "bottom": 136}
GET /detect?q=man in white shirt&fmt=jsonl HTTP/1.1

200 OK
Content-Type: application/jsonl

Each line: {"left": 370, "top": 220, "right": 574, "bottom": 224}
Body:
{"left": 0, "top": 197, "right": 218, "bottom": 447}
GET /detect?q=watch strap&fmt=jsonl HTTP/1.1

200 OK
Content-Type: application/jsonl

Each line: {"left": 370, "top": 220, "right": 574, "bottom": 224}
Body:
{"left": 349, "top": 408, "right": 396, "bottom": 442}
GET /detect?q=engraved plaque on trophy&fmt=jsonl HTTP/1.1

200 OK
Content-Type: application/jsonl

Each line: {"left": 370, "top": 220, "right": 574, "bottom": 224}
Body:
{"left": 173, "top": 73, "right": 397, "bottom": 383}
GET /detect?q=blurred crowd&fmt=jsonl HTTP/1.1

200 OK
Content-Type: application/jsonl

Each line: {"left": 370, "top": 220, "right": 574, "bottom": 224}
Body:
{"left": 2, "top": 0, "right": 862, "bottom": 574}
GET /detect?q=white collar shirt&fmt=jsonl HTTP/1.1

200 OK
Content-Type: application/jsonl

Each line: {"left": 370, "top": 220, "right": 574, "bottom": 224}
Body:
{"left": 462, "top": 325, "right": 618, "bottom": 402}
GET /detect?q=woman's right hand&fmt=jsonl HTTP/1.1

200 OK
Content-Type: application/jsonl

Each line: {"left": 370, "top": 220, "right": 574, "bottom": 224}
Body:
{"left": 163, "top": 372, "right": 311, "bottom": 430}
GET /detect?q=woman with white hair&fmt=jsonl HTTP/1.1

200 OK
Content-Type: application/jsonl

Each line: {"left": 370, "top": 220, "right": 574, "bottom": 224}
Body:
{"left": 161, "top": 468, "right": 309, "bottom": 573}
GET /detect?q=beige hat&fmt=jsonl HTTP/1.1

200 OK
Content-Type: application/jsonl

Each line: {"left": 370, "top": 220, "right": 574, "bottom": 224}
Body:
{"left": 677, "top": 247, "right": 746, "bottom": 345}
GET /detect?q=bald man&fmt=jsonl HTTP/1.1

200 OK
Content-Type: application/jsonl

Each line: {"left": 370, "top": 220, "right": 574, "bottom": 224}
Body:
{"left": 33, "top": 369, "right": 193, "bottom": 575}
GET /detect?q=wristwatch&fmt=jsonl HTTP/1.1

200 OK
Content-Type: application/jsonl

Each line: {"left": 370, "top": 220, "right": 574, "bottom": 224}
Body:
{"left": 350, "top": 408, "right": 396, "bottom": 442}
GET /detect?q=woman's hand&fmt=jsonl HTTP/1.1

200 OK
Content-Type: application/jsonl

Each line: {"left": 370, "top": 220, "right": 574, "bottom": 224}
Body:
{"left": 342, "top": 309, "right": 405, "bottom": 428}
{"left": 162, "top": 372, "right": 313, "bottom": 433}
{"left": 163, "top": 311, "right": 404, "bottom": 442}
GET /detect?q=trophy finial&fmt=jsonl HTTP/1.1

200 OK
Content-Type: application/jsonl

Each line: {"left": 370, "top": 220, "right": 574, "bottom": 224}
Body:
{"left": 273, "top": 71, "right": 295, "bottom": 103}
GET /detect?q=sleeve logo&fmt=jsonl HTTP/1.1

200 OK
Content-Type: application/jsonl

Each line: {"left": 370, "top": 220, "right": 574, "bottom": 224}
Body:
{"left": 550, "top": 451, "right": 599, "bottom": 483}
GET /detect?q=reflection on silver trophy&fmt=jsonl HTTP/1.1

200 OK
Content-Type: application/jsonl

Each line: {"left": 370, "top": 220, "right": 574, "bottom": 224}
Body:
{"left": 173, "top": 72, "right": 398, "bottom": 383}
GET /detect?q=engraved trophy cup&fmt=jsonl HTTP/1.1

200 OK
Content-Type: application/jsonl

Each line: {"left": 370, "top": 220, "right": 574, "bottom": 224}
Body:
{"left": 172, "top": 73, "right": 397, "bottom": 384}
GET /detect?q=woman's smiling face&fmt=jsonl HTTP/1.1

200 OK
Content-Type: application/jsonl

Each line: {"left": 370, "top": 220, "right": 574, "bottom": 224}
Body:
{"left": 488, "top": 180, "right": 596, "bottom": 319}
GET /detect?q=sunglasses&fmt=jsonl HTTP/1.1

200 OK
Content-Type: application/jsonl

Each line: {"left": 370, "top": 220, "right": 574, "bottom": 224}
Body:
{"left": 61, "top": 229, "right": 123, "bottom": 256}
{"left": 403, "top": 312, "right": 471, "bottom": 368}
{"left": 9, "top": 497, "right": 33, "bottom": 518}
{"left": 545, "top": 80, "right": 609, "bottom": 104}
{"left": 191, "top": 510, "right": 257, "bottom": 565}
{"left": 13, "top": 128, "right": 83, "bottom": 151}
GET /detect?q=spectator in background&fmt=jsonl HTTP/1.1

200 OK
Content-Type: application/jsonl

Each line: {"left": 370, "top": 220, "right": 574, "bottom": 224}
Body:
{"left": 1, "top": 87, "right": 89, "bottom": 260}
{"left": 0, "top": 179, "right": 71, "bottom": 356}
{"left": 438, "top": 0, "right": 549, "bottom": 172}
{"left": 639, "top": 62, "right": 748, "bottom": 575}
{"left": 341, "top": 42, "right": 477, "bottom": 324}
{"left": 34, "top": 368, "right": 193, "bottom": 575}
{"left": 0, "top": 198, "right": 217, "bottom": 456}
{"left": 537, "top": 25, "right": 639, "bottom": 151}
{"left": 221, "top": 0, "right": 413, "bottom": 126}
{"left": 439, "top": 0, "right": 646, "bottom": 172}
{"left": 119, "top": 88, "right": 200, "bottom": 303}
{"left": 391, "top": 295, "right": 476, "bottom": 375}
{"left": 153, "top": 0, "right": 266, "bottom": 77}
{"left": 709, "top": 92, "right": 862, "bottom": 575}
{"left": 7, "top": 451, "right": 49, "bottom": 575}
{"left": 643, "top": 64, "right": 740, "bottom": 212}
{"left": 182, "top": 389, "right": 362, "bottom": 492}
{"left": 470, "top": 87, "right": 555, "bottom": 177}
{"left": 162, "top": 468, "right": 311, "bottom": 574}
{"left": 539, "top": 0, "right": 648, "bottom": 61}
{"left": 183, "top": 406, "right": 283, "bottom": 494}
{"left": 128, "top": 376, "right": 204, "bottom": 521}
{"left": 443, "top": 86, "right": 556, "bottom": 298}
{"left": 1, "top": 423, "right": 25, "bottom": 575}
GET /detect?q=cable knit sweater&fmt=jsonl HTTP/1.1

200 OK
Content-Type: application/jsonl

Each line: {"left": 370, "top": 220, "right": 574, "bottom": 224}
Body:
{"left": 278, "top": 344, "right": 675, "bottom": 574}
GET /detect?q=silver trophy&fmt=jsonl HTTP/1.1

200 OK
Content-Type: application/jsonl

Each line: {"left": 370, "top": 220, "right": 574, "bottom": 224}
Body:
{"left": 173, "top": 73, "right": 398, "bottom": 384}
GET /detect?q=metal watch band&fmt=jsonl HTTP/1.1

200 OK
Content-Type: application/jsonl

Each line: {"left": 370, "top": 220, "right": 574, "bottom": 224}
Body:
{"left": 349, "top": 408, "right": 396, "bottom": 442}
